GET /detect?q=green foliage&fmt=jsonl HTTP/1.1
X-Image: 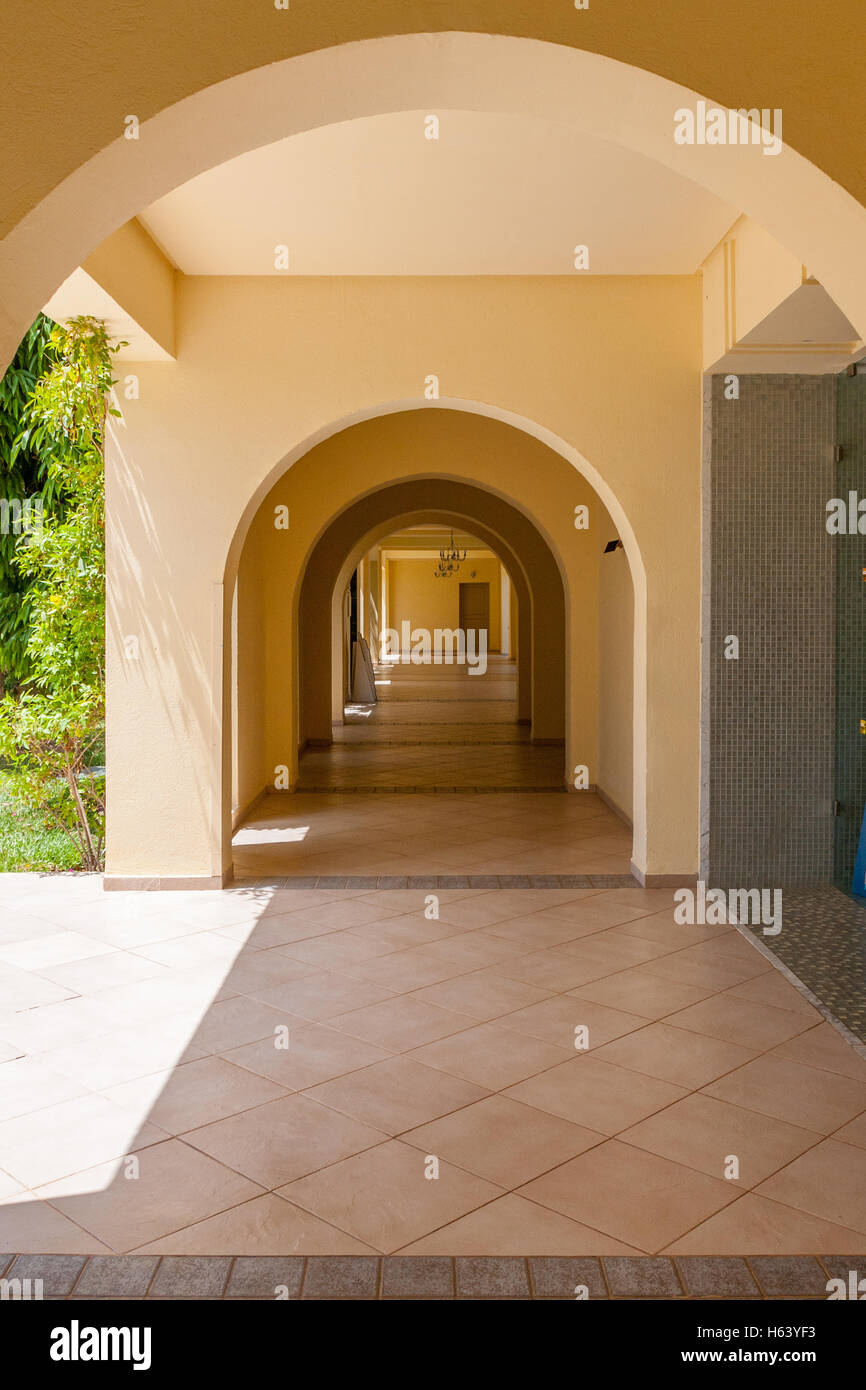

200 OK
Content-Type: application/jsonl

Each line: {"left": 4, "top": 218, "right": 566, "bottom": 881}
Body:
{"left": 0, "top": 316, "right": 117, "bottom": 871}
{"left": 0, "top": 314, "right": 62, "bottom": 686}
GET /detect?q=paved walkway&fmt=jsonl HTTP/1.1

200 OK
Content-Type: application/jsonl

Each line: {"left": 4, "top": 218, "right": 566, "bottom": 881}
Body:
{"left": 1, "top": 875, "right": 865, "bottom": 1257}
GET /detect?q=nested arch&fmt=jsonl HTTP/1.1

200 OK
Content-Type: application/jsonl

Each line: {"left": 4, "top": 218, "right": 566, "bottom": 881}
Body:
{"left": 226, "top": 402, "right": 643, "bottom": 875}
{"left": 297, "top": 485, "right": 564, "bottom": 754}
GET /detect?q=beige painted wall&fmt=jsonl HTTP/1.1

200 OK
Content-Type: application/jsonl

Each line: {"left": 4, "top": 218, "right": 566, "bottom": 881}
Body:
{"left": 598, "top": 537, "right": 635, "bottom": 823}
{"left": 105, "top": 273, "right": 699, "bottom": 883}
{"left": 388, "top": 555, "right": 502, "bottom": 652}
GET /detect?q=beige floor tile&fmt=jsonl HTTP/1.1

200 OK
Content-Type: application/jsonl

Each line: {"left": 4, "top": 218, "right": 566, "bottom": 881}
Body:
{"left": 834, "top": 1111, "right": 866, "bottom": 1149}
{"left": 250, "top": 970, "right": 398, "bottom": 1022}
{"left": 664, "top": 992, "right": 817, "bottom": 1051}
{"left": 278, "top": 1139, "right": 502, "bottom": 1252}
{"left": 569, "top": 966, "right": 715, "bottom": 1018}
{"left": 38, "top": 1139, "right": 264, "bottom": 1252}
{"left": 402, "top": 1095, "right": 605, "bottom": 1186}
{"left": 620, "top": 1091, "right": 823, "bottom": 1187}
{"left": 0, "top": 1056, "right": 88, "bottom": 1122}
{"left": 103, "top": 1056, "right": 287, "bottom": 1134}
{"left": 503, "top": 1055, "right": 687, "bottom": 1133}
{"left": 769, "top": 1022, "right": 866, "bottom": 1082}
{"left": 225, "top": 1023, "right": 392, "bottom": 1090}
{"left": 342, "top": 947, "right": 478, "bottom": 992}
{"left": 517, "top": 1140, "right": 737, "bottom": 1253}
{"left": 484, "top": 949, "right": 620, "bottom": 992}
{"left": 756, "top": 1138, "right": 866, "bottom": 1233}
{"left": 0, "top": 1192, "right": 111, "bottom": 1253}
{"left": 496, "top": 994, "right": 648, "bottom": 1050}
{"left": 612, "top": 914, "right": 731, "bottom": 947}
{"left": 327, "top": 996, "right": 475, "bottom": 1051}
{"left": 408, "top": 1022, "right": 570, "bottom": 1090}
{"left": 411, "top": 972, "right": 553, "bottom": 1021}
{"left": 38, "top": 1017, "right": 207, "bottom": 1091}
{"left": 305, "top": 1056, "right": 488, "bottom": 1134}
{"left": 397, "top": 1192, "right": 642, "bottom": 1255}
{"left": 182, "top": 1093, "right": 387, "bottom": 1186}
{"left": 484, "top": 913, "right": 607, "bottom": 949}
{"left": 539, "top": 898, "right": 656, "bottom": 929}
{"left": 419, "top": 931, "right": 535, "bottom": 969}
{"left": 555, "top": 933, "right": 672, "bottom": 970}
{"left": 725, "top": 971, "right": 821, "bottom": 1019}
{"left": 592, "top": 1021, "right": 757, "bottom": 1089}
{"left": 134, "top": 1192, "right": 378, "bottom": 1255}
{"left": 0, "top": 1092, "right": 167, "bottom": 1189}
{"left": 0, "top": 931, "right": 116, "bottom": 972}
{"left": 704, "top": 1054, "right": 866, "bottom": 1133}
{"left": 639, "top": 948, "right": 767, "bottom": 992}
{"left": 663, "top": 1192, "right": 866, "bottom": 1255}
{"left": 188, "top": 995, "right": 308, "bottom": 1054}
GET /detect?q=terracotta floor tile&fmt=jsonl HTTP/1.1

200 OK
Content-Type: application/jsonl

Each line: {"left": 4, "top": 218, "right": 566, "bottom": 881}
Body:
{"left": 134, "top": 1193, "right": 377, "bottom": 1255}
{"left": 663, "top": 1193, "right": 866, "bottom": 1255}
{"left": 408, "top": 1022, "right": 570, "bottom": 1090}
{"left": 496, "top": 994, "right": 648, "bottom": 1050}
{"left": 620, "top": 1091, "right": 823, "bottom": 1187}
{"left": 304, "top": 1056, "right": 488, "bottom": 1134}
{"left": 769, "top": 1022, "right": 866, "bottom": 1082}
{"left": 725, "top": 972, "right": 821, "bottom": 1019}
{"left": 341, "top": 948, "right": 477, "bottom": 992}
{"left": 503, "top": 1056, "right": 687, "bottom": 1133}
{"left": 704, "top": 1054, "right": 866, "bottom": 1133}
{"left": 397, "top": 1193, "right": 642, "bottom": 1255}
{"left": 0, "top": 1194, "right": 111, "bottom": 1254}
{"left": 484, "top": 949, "right": 620, "bottom": 991}
{"left": 327, "top": 996, "right": 475, "bottom": 1051}
{"left": 411, "top": 972, "right": 552, "bottom": 1021}
{"left": 756, "top": 1139, "right": 866, "bottom": 1234}
{"left": 37, "top": 1139, "right": 263, "bottom": 1253}
{"left": 834, "top": 1111, "right": 866, "bottom": 1149}
{"left": 224, "top": 1024, "right": 392, "bottom": 1090}
{"left": 278, "top": 1140, "right": 502, "bottom": 1252}
{"left": 640, "top": 948, "right": 767, "bottom": 992}
{"left": 103, "top": 1056, "right": 287, "bottom": 1134}
{"left": 569, "top": 966, "right": 715, "bottom": 1018}
{"left": 250, "top": 971, "right": 398, "bottom": 1022}
{"left": 518, "top": 1140, "right": 736, "bottom": 1253}
{"left": 592, "top": 1021, "right": 757, "bottom": 1089}
{"left": 181, "top": 1094, "right": 387, "bottom": 1186}
{"left": 665, "top": 992, "right": 817, "bottom": 1051}
{"left": 402, "top": 1095, "right": 605, "bottom": 1186}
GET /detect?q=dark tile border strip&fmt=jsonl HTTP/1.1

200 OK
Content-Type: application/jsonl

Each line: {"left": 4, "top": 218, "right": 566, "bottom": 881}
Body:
{"left": 1, "top": 1254, "right": 860, "bottom": 1300}
{"left": 233, "top": 874, "right": 637, "bottom": 890}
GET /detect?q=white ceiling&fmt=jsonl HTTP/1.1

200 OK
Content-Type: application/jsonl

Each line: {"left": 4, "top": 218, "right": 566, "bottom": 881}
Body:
{"left": 139, "top": 110, "right": 738, "bottom": 276}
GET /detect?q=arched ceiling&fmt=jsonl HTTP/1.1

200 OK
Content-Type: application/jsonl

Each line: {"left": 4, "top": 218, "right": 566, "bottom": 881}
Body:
{"left": 140, "top": 111, "right": 736, "bottom": 275}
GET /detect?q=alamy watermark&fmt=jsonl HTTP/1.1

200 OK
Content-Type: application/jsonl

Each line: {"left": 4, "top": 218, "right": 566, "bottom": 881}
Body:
{"left": 674, "top": 881, "right": 782, "bottom": 936}
{"left": 674, "top": 102, "right": 783, "bottom": 158}
{"left": 380, "top": 622, "right": 488, "bottom": 675}
{"left": 0, "top": 496, "right": 43, "bottom": 542}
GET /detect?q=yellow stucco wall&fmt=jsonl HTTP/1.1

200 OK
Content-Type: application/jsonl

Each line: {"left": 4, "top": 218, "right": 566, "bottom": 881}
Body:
{"left": 105, "top": 272, "right": 700, "bottom": 883}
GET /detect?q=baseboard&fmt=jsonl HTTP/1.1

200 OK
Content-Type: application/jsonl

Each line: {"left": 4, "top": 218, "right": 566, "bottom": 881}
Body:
{"left": 596, "top": 785, "right": 633, "bottom": 828}
{"left": 232, "top": 785, "right": 267, "bottom": 832}
{"left": 630, "top": 860, "right": 698, "bottom": 889}
{"left": 104, "top": 870, "right": 233, "bottom": 892}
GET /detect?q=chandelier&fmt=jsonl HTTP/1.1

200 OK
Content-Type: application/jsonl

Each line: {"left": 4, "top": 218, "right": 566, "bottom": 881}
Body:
{"left": 433, "top": 529, "right": 467, "bottom": 579}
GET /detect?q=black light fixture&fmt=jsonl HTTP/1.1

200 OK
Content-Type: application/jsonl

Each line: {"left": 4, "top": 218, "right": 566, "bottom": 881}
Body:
{"left": 603, "top": 539, "right": 623, "bottom": 554}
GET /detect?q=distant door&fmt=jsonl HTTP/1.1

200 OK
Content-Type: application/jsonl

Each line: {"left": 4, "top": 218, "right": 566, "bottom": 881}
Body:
{"left": 459, "top": 581, "right": 490, "bottom": 650}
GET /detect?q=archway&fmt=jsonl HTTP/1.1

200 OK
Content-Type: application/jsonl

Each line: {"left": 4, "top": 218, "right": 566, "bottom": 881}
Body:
{"left": 227, "top": 408, "right": 637, "bottom": 881}
{"left": 3, "top": 33, "right": 866, "bottom": 369}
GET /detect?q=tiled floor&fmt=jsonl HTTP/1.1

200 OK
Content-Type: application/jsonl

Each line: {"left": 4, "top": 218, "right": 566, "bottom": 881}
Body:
{"left": 233, "top": 791, "right": 633, "bottom": 880}
{"left": 298, "top": 656, "right": 563, "bottom": 789}
{"left": 1, "top": 873, "right": 866, "bottom": 1258}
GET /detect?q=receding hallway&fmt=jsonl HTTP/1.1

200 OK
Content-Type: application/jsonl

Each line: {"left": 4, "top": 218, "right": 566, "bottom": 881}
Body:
{"left": 299, "top": 654, "right": 563, "bottom": 792}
